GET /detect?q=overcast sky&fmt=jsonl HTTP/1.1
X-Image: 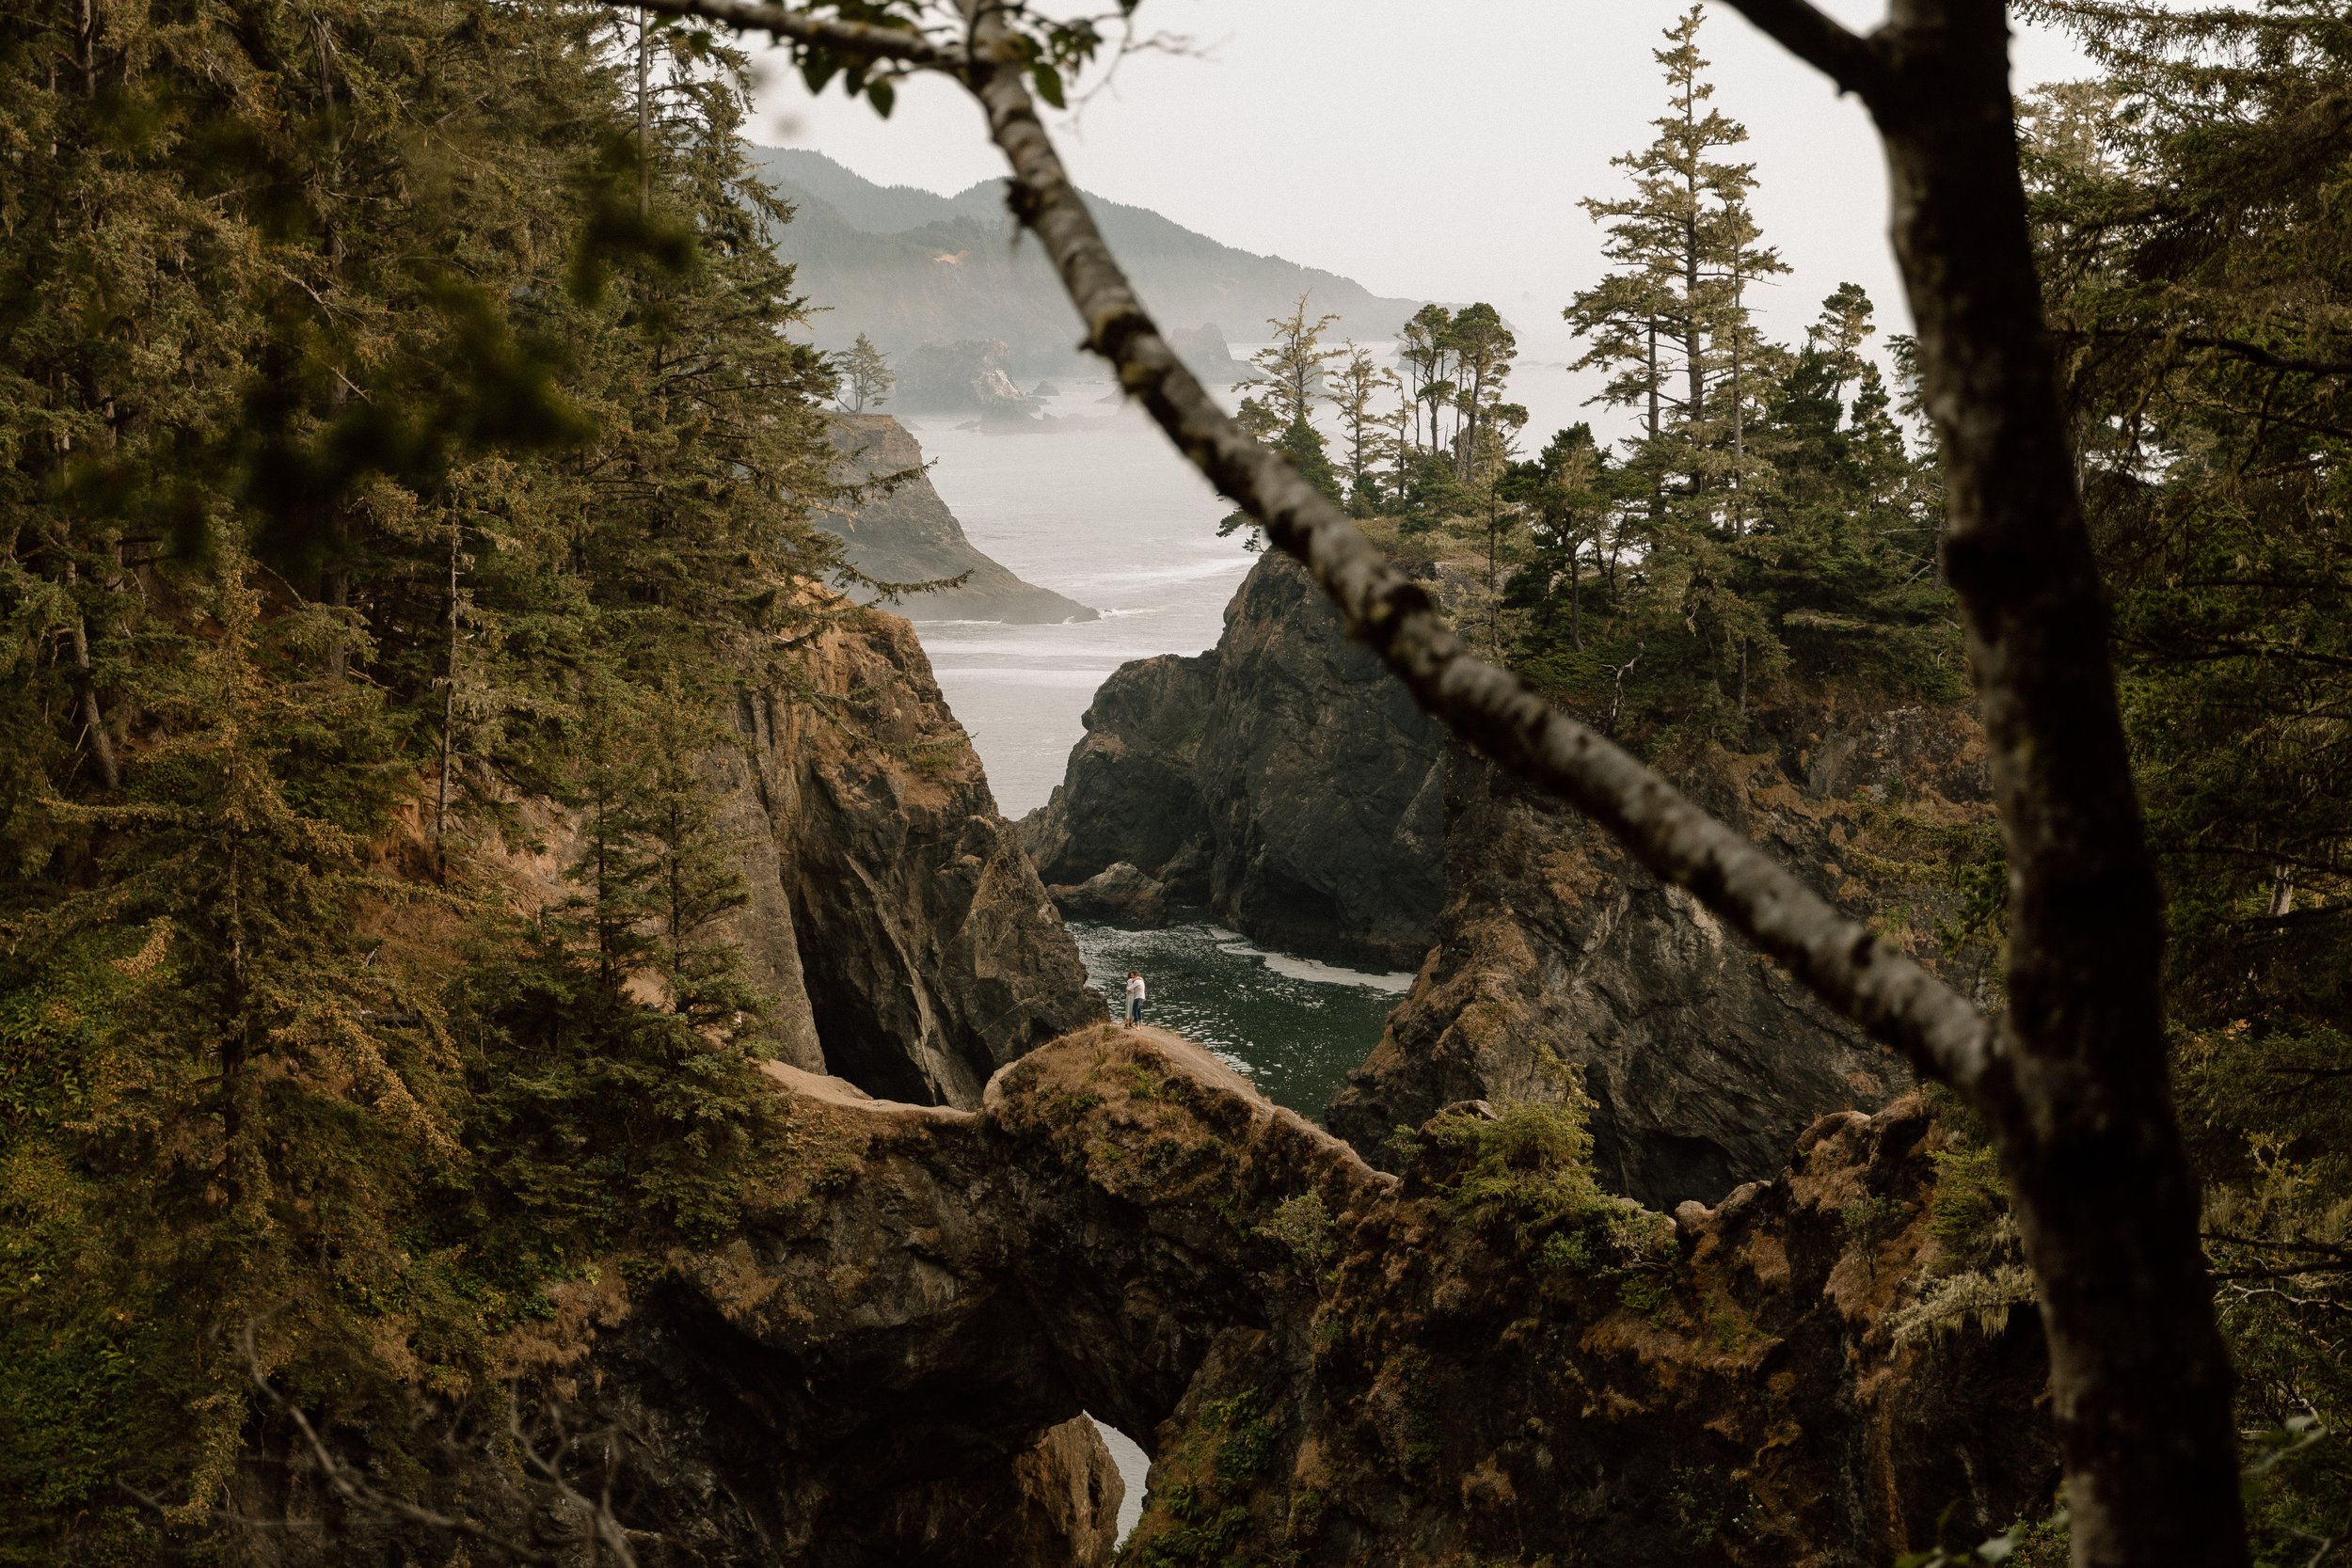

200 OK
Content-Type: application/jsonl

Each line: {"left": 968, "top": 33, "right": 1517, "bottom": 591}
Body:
{"left": 749, "top": 2, "right": 2091, "bottom": 374}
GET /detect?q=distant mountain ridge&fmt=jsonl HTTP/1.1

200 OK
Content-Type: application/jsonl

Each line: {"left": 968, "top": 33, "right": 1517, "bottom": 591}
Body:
{"left": 755, "top": 148, "right": 1422, "bottom": 382}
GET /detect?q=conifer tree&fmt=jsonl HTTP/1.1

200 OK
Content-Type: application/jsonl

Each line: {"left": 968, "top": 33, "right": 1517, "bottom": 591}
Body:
{"left": 1445, "top": 303, "right": 1520, "bottom": 483}
{"left": 838, "top": 332, "right": 896, "bottom": 412}
{"left": 1236, "top": 293, "right": 1343, "bottom": 504}
{"left": 1326, "top": 341, "right": 1396, "bottom": 515}
{"left": 0, "top": 4, "right": 833, "bottom": 1550}
{"left": 2022, "top": 11, "right": 2352, "bottom": 1549}
{"left": 1565, "top": 4, "right": 1785, "bottom": 519}
{"left": 1560, "top": 4, "right": 1793, "bottom": 728}
{"left": 1397, "top": 303, "right": 1456, "bottom": 456}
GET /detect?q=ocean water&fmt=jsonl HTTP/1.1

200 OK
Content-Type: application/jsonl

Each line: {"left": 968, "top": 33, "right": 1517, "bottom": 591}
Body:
{"left": 898, "top": 381, "right": 1417, "bottom": 1129}
{"left": 901, "top": 379, "right": 1426, "bottom": 1536}
{"left": 898, "top": 387, "right": 1250, "bottom": 820}
{"left": 1070, "top": 919, "right": 1412, "bottom": 1120}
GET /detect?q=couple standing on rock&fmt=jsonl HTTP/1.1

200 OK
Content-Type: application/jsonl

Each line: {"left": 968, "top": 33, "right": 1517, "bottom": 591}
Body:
{"left": 1121, "top": 970, "right": 1146, "bottom": 1027}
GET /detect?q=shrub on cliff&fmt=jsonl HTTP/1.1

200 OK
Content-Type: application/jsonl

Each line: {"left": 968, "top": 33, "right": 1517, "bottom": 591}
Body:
{"left": 1410, "top": 1092, "right": 1673, "bottom": 1272}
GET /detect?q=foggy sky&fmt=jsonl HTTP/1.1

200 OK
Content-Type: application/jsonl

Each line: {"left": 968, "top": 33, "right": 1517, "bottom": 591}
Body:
{"left": 748, "top": 2, "right": 2091, "bottom": 364}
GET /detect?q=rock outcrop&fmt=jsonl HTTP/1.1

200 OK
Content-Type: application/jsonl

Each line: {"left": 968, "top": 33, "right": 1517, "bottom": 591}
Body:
{"left": 1328, "top": 707, "right": 1993, "bottom": 1209}
{"left": 711, "top": 600, "right": 1102, "bottom": 1104}
{"left": 1047, "top": 861, "right": 1169, "bottom": 927}
{"left": 1023, "top": 554, "right": 1446, "bottom": 969}
{"left": 415, "top": 1028, "right": 2050, "bottom": 1568}
{"left": 823, "top": 414, "right": 1096, "bottom": 625}
{"left": 893, "top": 338, "right": 1042, "bottom": 417}
{"left": 1165, "top": 323, "right": 1253, "bottom": 385}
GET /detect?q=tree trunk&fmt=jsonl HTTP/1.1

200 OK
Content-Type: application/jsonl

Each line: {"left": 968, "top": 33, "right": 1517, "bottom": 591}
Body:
{"left": 436, "top": 523, "right": 459, "bottom": 875}
{"left": 643, "top": 3, "right": 2249, "bottom": 1560}
{"left": 638, "top": 6, "right": 653, "bottom": 218}
{"left": 1807, "top": 2, "right": 2247, "bottom": 1561}
{"left": 63, "top": 563, "right": 119, "bottom": 791}
{"left": 1568, "top": 540, "right": 1582, "bottom": 650}
{"left": 1645, "top": 319, "right": 1660, "bottom": 442}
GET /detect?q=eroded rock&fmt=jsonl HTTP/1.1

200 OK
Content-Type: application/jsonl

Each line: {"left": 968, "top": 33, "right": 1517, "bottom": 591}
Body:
{"left": 1048, "top": 861, "right": 1170, "bottom": 927}
{"left": 1328, "top": 708, "right": 1992, "bottom": 1209}
{"left": 468, "top": 1029, "right": 2049, "bottom": 1567}
{"left": 1023, "top": 554, "right": 1446, "bottom": 968}
{"left": 719, "top": 603, "right": 1101, "bottom": 1104}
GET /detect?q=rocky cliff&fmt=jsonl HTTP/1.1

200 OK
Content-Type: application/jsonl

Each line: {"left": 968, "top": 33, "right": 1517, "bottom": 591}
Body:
{"left": 356, "top": 1027, "right": 2049, "bottom": 1567}
{"left": 709, "top": 599, "right": 1103, "bottom": 1104}
{"left": 1328, "top": 708, "right": 1992, "bottom": 1209}
{"left": 823, "top": 414, "right": 1096, "bottom": 625}
{"left": 1022, "top": 553, "right": 1447, "bottom": 969}
{"left": 476, "top": 594, "right": 1095, "bottom": 1108}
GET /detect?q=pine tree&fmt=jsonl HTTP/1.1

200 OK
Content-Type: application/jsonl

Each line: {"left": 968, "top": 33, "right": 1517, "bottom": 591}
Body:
{"left": 1561, "top": 5, "right": 1789, "bottom": 729}
{"left": 2021, "top": 14, "right": 2352, "bottom": 1551}
{"left": 0, "top": 4, "right": 833, "bottom": 1550}
{"left": 1445, "top": 303, "right": 1520, "bottom": 483}
{"left": 1237, "top": 293, "right": 1343, "bottom": 505}
{"left": 1565, "top": 4, "right": 1786, "bottom": 519}
{"left": 1326, "top": 341, "right": 1396, "bottom": 515}
{"left": 1397, "top": 303, "right": 1455, "bottom": 457}
{"left": 838, "top": 332, "right": 896, "bottom": 412}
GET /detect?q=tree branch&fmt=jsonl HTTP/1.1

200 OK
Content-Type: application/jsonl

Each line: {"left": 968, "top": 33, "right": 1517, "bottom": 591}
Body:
{"left": 1714, "top": 0, "right": 1890, "bottom": 103}
{"left": 2061, "top": 325, "right": 2352, "bottom": 377}
{"left": 633, "top": 0, "right": 953, "bottom": 68}
{"left": 951, "top": 3, "right": 1998, "bottom": 1099}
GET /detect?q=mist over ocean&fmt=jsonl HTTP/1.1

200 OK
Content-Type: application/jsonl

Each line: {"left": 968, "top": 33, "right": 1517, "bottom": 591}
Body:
{"left": 898, "top": 385, "right": 1247, "bottom": 819}
{"left": 901, "top": 362, "right": 1594, "bottom": 818}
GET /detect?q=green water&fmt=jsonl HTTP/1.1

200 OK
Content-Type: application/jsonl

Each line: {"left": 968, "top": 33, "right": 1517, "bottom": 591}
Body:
{"left": 1067, "top": 919, "right": 1414, "bottom": 1123}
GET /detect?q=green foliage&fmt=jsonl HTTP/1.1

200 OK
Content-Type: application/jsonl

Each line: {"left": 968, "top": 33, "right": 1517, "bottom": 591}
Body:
{"left": 2026, "top": 4, "right": 2352, "bottom": 1547}
{"left": 1927, "top": 1143, "right": 2013, "bottom": 1274}
{"left": 1257, "top": 1190, "right": 1339, "bottom": 1271}
{"left": 1896, "top": 1507, "right": 2071, "bottom": 1568}
{"left": 1415, "top": 1092, "right": 1675, "bottom": 1275}
{"left": 1121, "top": 1388, "right": 1288, "bottom": 1568}
{"left": 1390, "top": 8, "right": 1965, "bottom": 747}
{"left": 0, "top": 3, "right": 839, "bottom": 1554}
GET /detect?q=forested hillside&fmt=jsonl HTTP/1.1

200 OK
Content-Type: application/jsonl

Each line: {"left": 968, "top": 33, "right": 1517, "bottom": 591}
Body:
{"left": 751, "top": 147, "right": 1422, "bottom": 378}
{"left": 0, "top": 5, "right": 850, "bottom": 1556}
{"left": 0, "top": 1, "right": 2346, "bottom": 1565}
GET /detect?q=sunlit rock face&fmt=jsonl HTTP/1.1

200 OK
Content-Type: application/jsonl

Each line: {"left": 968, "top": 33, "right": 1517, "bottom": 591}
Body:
{"left": 1330, "top": 706, "right": 1992, "bottom": 1210}
{"left": 498, "top": 1027, "right": 2049, "bottom": 1568}
{"left": 712, "top": 599, "right": 1101, "bottom": 1106}
{"left": 1023, "top": 553, "right": 1447, "bottom": 971}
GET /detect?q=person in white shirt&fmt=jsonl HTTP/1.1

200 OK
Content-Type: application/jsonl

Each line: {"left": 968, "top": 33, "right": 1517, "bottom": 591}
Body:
{"left": 1123, "top": 971, "right": 1146, "bottom": 1027}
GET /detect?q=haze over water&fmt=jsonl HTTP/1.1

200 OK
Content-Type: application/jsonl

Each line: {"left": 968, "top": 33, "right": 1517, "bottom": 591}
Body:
{"left": 898, "top": 384, "right": 1246, "bottom": 819}
{"left": 903, "top": 363, "right": 1595, "bottom": 817}
{"left": 895, "top": 372, "right": 1540, "bottom": 1127}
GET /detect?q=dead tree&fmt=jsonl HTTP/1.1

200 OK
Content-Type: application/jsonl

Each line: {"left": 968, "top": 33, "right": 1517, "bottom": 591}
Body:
{"left": 627, "top": 4, "right": 2247, "bottom": 1563}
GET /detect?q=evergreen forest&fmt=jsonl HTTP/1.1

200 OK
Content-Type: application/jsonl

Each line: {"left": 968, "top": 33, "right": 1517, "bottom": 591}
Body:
{"left": 1, "top": 2, "right": 2348, "bottom": 1565}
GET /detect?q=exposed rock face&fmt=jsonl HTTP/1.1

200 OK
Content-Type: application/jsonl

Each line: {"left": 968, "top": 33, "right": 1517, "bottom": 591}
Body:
{"left": 1328, "top": 708, "right": 1992, "bottom": 1209}
{"left": 453, "top": 1030, "right": 2051, "bottom": 1567}
{"left": 1048, "top": 862, "right": 1169, "bottom": 927}
{"left": 823, "top": 414, "right": 1096, "bottom": 625}
{"left": 894, "top": 338, "right": 1042, "bottom": 417}
{"left": 1023, "top": 554, "right": 1446, "bottom": 968}
{"left": 714, "top": 602, "right": 1100, "bottom": 1104}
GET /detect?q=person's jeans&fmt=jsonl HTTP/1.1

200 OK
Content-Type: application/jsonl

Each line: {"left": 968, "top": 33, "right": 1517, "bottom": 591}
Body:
{"left": 1126, "top": 997, "right": 1143, "bottom": 1024}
